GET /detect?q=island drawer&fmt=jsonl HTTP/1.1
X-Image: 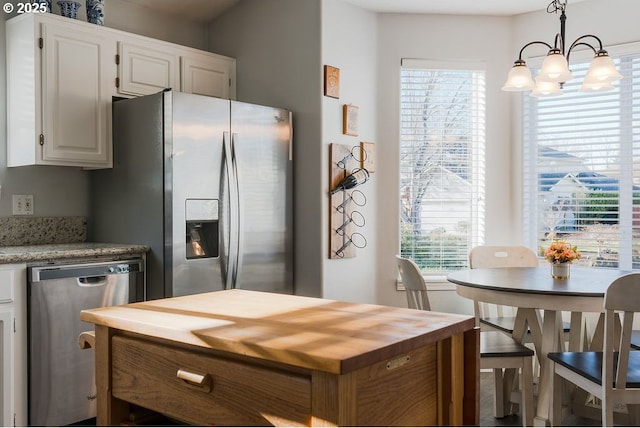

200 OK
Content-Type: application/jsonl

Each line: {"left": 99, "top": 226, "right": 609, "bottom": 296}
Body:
{"left": 111, "top": 335, "right": 312, "bottom": 426}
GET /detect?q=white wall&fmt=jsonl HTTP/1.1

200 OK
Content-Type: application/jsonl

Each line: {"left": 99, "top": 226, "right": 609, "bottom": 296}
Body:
{"left": 321, "top": 0, "right": 378, "bottom": 303}
{"left": 0, "top": 1, "right": 209, "bottom": 218}
{"left": 512, "top": 0, "right": 640, "bottom": 52}
{"left": 375, "top": 13, "right": 514, "bottom": 309}
{"left": 372, "top": 0, "right": 640, "bottom": 310}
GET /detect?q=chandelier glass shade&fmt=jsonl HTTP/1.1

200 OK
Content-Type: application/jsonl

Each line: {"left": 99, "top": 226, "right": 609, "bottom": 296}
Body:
{"left": 502, "top": 0, "right": 622, "bottom": 96}
{"left": 502, "top": 60, "right": 535, "bottom": 91}
{"left": 531, "top": 78, "right": 562, "bottom": 97}
{"left": 538, "top": 50, "right": 573, "bottom": 82}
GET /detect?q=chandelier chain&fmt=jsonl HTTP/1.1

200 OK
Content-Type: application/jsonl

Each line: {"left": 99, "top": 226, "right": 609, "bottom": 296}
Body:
{"left": 547, "top": 0, "right": 567, "bottom": 14}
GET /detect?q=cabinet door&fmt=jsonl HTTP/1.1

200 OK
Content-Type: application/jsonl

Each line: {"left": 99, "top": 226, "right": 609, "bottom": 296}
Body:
{"left": 40, "top": 22, "right": 114, "bottom": 167}
{"left": 181, "top": 54, "right": 236, "bottom": 99}
{"left": 0, "top": 265, "right": 18, "bottom": 428}
{"left": 118, "top": 41, "right": 180, "bottom": 96}
{"left": 0, "top": 308, "right": 13, "bottom": 427}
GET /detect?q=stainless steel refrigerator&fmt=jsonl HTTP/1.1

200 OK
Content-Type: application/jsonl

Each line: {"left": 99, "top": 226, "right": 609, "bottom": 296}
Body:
{"left": 89, "top": 91, "right": 293, "bottom": 299}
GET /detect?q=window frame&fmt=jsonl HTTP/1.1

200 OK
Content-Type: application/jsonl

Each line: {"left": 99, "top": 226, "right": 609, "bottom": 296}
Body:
{"left": 522, "top": 42, "right": 640, "bottom": 269}
{"left": 399, "top": 58, "right": 487, "bottom": 275}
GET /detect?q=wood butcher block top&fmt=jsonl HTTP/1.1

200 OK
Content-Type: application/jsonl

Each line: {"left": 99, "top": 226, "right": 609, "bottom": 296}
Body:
{"left": 81, "top": 289, "right": 475, "bottom": 374}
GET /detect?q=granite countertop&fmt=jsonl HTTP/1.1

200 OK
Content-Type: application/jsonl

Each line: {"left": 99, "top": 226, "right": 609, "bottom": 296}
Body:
{"left": 0, "top": 243, "right": 150, "bottom": 264}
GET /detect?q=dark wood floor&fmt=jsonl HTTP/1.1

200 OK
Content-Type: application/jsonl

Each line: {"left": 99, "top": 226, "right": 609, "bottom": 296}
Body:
{"left": 479, "top": 371, "right": 521, "bottom": 426}
{"left": 479, "top": 372, "right": 600, "bottom": 427}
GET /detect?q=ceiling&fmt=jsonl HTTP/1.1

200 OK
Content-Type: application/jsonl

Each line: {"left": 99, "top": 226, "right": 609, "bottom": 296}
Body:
{"left": 120, "top": 0, "right": 588, "bottom": 23}
{"left": 343, "top": 0, "right": 585, "bottom": 16}
{"left": 119, "top": 0, "right": 240, "bottom": 23}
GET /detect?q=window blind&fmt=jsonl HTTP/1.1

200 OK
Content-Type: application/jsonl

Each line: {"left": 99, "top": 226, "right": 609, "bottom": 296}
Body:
{"left": 400, "top": 59, "right": 486, "bottom": 273}
{"left": 523, "top": 46, "right": 640, "bottom": 269}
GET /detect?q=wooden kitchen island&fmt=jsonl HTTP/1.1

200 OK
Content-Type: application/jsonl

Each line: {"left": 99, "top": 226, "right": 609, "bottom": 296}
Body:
{"left": 81, "top": 290, "right": 478, "bottom": 426}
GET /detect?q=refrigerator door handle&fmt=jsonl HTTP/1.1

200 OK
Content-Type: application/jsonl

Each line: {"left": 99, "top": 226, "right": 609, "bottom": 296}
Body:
{"left": 231, "top": 132, "right": 244, "bottom": 288}
{"left": 288, "top": 111, "right": 293, "bottom": 161}
{"left": 223, "top": 131, "right": 237, "bottom": 290}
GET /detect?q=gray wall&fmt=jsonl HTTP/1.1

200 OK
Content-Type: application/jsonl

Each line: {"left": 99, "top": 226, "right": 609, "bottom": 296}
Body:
{"left": 0, "top": 13, "right": 86, "bottom": 217}
{"left": 207, "top": 0, "right": 323, "bottom": 297}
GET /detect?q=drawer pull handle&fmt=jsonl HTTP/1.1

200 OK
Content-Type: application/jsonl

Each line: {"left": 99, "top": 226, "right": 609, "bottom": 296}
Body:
{"left": 176, "top": 369, "right": 212, "bottom": 392}
{"left": 386, "top": 355, "right": 410, "bottom": 370}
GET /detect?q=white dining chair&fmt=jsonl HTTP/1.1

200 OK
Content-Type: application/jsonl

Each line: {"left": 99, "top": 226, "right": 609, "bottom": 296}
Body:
{"left": 469, "top": 245, "right": 574, "bottom": 344}
{"left": 468, "top": 245, "right": 540, "bottom": 334}
{"left": 549, "top": 272, "right": 640, "bottom": 427}
{"left": 468, "top": 245, "right": 575, "bottom": 418}
{"left": 396, "top": 255, "right": 534, "bottom": 426}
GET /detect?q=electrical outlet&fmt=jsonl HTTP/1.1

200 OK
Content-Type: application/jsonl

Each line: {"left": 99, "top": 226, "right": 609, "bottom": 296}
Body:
{"left": 12, "top": 195, "right": 34, "bottom": 215}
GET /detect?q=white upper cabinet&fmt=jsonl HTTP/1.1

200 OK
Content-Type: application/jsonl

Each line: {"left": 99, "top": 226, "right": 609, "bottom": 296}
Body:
{"left": 116, "top": 37, "right": 236, "bottom": 99}
{"left": 181, "top": 52, "right": 236, "bottom": 99}
{"left": 40, "top": 22, "right": 115, "bottom": 166}
{"left": 7, "top": 13, "right": 236, "bottom": 168}
{"left": 7, "top": 13, "right": 116, "bottom": 168}
{"left": 117, "top": 41, "right": 180, "bottom": 96}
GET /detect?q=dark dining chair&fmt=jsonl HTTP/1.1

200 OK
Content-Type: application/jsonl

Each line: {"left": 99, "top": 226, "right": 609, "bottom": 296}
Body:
{"left": 396, "top": 255, "right": 534, "bottom": 426}
{"left": 468, "top": 245, "right": 576, "bottom": 418}
{"left": 549, "top": 272, "right": 640, "bottom": 426}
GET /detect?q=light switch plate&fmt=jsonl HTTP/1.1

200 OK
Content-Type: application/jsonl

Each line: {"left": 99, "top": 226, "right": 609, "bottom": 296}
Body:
{"left": 12, "top": 195, "right": 34, "bottom": 215}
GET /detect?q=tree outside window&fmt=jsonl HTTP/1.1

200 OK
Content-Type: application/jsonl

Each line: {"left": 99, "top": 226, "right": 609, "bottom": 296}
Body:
{"left": 400, "top": 60, "right": 485, "bottom": 273}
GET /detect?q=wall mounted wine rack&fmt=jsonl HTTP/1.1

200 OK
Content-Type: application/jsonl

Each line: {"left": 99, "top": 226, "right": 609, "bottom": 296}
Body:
{"left": 329, "top": 142, "right": 373, "bottom": 259}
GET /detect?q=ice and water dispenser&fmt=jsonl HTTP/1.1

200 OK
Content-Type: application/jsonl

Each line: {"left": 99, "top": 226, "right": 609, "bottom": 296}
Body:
{"left": 185, "top": 199, "right": 219, "bottom": 259}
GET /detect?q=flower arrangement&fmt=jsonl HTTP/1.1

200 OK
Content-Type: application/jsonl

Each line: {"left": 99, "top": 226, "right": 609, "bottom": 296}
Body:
{"left": 544, "top": 241, "right": 581, "bottom": 264}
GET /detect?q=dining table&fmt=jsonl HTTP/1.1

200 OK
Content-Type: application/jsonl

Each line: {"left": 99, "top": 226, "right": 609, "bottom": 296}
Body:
{"left": 447, "top": 265, "right": 631, "bottom": 426}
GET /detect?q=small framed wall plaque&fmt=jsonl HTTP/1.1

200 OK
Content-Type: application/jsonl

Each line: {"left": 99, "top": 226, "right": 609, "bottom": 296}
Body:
{"left": 324, "top": 65, "right": 340, "bottom": 98}
{"left": 360, "top": 141, "right": 375, "bottom": 173}
{"left": 342, "top": 104, "right": 359, "bottom": 136}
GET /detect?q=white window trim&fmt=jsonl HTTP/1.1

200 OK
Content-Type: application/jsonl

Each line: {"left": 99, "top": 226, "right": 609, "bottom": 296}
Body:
{"left": 400, "top": 59, "right": 487, "bottom": 273}
{"left": 522, "top": 41, "right": 640, "bottom": 269}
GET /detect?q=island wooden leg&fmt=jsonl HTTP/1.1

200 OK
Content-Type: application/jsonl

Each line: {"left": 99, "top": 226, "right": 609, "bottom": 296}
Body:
{"left": 94, "top": 325, "right": 130, "bottom": 426}
{"left": 463, "top": 327, "right": 480, "bottom": 426}
{"left": 438, "top": 329, "right": 477, "bottom": 427}
{"left": 450, "top": 333, "right": 464, "bottom": 426}
{"left": 310, "top": 370, "right": 354, "bottom": 426}
{"left": 437, "top": 337, "right": 452, "bottom": 426}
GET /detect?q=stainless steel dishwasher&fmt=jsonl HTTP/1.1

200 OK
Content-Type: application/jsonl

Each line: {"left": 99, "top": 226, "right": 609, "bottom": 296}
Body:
{"left": 28, "top": 258, "right": 144, "bottom": 427}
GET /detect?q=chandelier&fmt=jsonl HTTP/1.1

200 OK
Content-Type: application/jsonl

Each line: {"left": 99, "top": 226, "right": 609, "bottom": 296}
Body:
{"left": 502, "top": 0, "right": 622, "bottom": 96}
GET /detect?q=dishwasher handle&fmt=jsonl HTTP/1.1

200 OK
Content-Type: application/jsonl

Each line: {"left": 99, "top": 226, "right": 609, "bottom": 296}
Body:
{"left": 29, "top": 259, "right": 144, "bottom": 282}
{"left": 78, "top": 276, "right": 108, "bottom": 287}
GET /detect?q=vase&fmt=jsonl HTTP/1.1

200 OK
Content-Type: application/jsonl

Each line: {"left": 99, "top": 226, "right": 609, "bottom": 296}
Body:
{"left": 57, "top": 1, "right": 80, "bottom": 18}
{"left": 86, "top": 0, "right": 105, "bottom": 25}
{"left": 35, "top": 0, "right": 52, "bottom": 13}
{"left": 551, "top": 262, "right": 570, "bottom": 279}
